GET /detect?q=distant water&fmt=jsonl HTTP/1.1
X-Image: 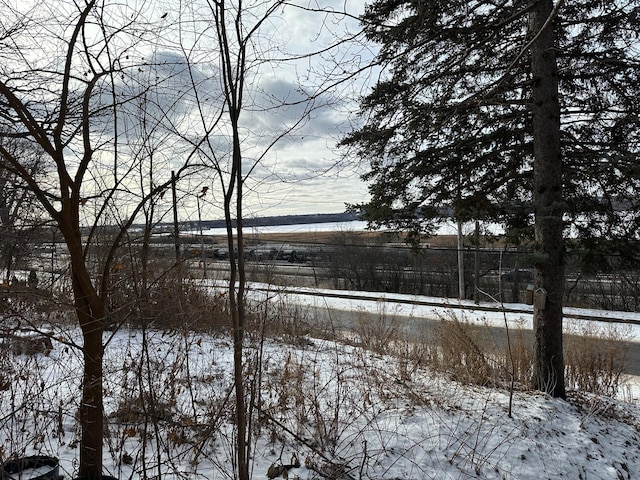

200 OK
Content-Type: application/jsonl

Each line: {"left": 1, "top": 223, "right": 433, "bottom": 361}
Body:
{"left": 200, "top": 220, "right": 371, "bottom": 236}
{"left": 239, "top": 221, "right": 496, "bottom": 236}
{"left": 196, "top": 220, "right": 492, "bottom": 236}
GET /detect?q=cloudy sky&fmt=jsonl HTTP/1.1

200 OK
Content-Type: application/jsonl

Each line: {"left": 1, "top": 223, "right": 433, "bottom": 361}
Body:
{"left": 170, "top": 0, "right": 376, "bottom": 221}
{"left": 1, "top": 0, "right": 375, "bottom": 223}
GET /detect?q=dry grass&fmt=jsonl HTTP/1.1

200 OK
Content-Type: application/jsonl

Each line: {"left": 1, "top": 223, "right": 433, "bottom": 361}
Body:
{"left": 431, "top": 313, "right": 496, "bottom": 386}
{"left": 108, "top": 265, "right": 230, "bottom": 331}
{"left": 346, "top": 305, "right": 629, "bottom": 397}
{"left": 352, "top": 302, "right": 403, "bottom": 354}
{"left": 564, "top": 321, "right": 630, "bottom": 396}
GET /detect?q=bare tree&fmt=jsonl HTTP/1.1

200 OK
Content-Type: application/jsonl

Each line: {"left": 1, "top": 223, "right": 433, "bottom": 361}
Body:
{"left": 166, "top": 1, "right": 366, "bottom": 477}
{"left": 1, "top": 0, "right": 366, "bottom": 476}
{"left": 0, "top": 136, "right": 46, "bottom": 282}
{"left": 0, "top": 1, "right": 196, "bottom": 477}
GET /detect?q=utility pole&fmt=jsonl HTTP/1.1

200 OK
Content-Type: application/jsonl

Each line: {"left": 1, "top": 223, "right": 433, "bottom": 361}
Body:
{"left": 457, "top": 219, "right": 465, "bottom": 300}
{"left": 474, "top": 219, "right": 480, "bottom": 305}
{"left": 197, "top": 186, "right": 208, "bottom": 278}
{"left": 172, "top": 171, "right": 180, "bottom": 263}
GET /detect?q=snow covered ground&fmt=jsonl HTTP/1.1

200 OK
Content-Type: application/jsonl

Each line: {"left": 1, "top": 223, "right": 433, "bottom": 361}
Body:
{"left": 243, "top": 282, "right": 640, "bottom": 333}
{"left": 1, "top": 288, "right": 640, "bottom": 479}
{"left": 194, "top": 220, "right": 372, "bottom": 237}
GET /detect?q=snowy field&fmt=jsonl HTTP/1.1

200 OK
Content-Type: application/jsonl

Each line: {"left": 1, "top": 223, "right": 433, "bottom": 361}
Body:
{"left": 194, "top": 220, "right": 373, "bottom": 237}
{"left": 2, "top": 287, "right": 640, "bottom": 480}
{"left": 193, "top": 219, "right": 498, "bottom": 237}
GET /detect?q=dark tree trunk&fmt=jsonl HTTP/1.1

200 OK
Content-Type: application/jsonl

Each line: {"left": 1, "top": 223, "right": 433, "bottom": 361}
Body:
{"left": 79, "top": 319, "right": 105, "bottom": 479}
{"left": 64, "top": 218, "right": 107, "bottom": 479}
{"left": 231, "top": 133, "right": 250, "bottom": 480}
{"left": 530, "top": 0, "right": 566, "bottom": 398}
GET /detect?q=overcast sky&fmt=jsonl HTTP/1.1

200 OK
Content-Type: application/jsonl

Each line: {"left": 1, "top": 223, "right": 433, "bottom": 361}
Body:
{"left": 109, "top": 0, "right": 377, "bottom": 223}
{"left": 179, "top": 0, "right": 375, "bottom": 221}
{"left": 2, "top": 0, "right": 375, "bottom": 223}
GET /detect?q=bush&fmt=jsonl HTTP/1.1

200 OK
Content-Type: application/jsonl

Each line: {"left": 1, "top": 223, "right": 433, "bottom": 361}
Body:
{"left": 564, "top": 321, "right": 629, "bottom": 396}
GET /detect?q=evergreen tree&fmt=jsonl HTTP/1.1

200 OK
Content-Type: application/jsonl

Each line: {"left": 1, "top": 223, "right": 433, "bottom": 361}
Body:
{"left": 343, "top": 0, "right": 640, "bottom": 398}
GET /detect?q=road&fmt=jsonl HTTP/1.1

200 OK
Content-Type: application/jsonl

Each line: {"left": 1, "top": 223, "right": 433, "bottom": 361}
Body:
{"left": 247, "top": 283, "right": 640, "bottom": 377}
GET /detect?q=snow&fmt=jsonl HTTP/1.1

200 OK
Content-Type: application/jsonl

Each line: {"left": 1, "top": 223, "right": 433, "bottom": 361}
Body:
{"left": 192, "top": 219, "right": 501, "bottom": 237}
{"left": 238, "top": 281, "right": 640, "bottom": 340}
{"left": 2, "top": 289, "right": 640, "bottom": 479}
{"left": 194, "top": 220, "right": 373, "bottom": 236}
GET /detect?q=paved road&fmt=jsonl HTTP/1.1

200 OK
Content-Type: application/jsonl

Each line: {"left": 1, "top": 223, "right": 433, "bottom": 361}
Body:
{"left": 250, "top": 284, "right": 640, "bottom": 377}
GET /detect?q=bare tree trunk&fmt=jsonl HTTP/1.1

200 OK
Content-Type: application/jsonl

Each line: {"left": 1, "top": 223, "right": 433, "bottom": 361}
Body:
{"left": 68, "top": 244, "right": 106, "bottom": 479}
{"left": 79, "top": 318, "right": 105, "bottom": 479}
{"left": 51, "top": 197, "right": 106, "bottom": 480}
{"left": 530, "top": 0, "right": 565, "bottom": 398}
{"left": 231, "top": 123, "right": 250, "bottom": 480}
{"left": 224, "top": 196, "right": 249, "bottom": 480}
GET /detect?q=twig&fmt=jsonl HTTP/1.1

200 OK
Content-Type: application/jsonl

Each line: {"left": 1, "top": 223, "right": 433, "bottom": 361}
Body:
{"left": 256, "top": 406, "right": 358, "bottom": 480}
